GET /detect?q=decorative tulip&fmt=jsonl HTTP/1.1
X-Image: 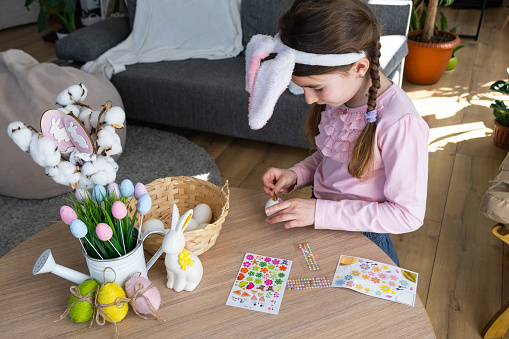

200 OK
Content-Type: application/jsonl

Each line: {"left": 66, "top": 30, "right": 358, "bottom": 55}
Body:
{"left": 60, "top": 206, "right": 77, "bottom": 225}
{"left": 92, "top": 185, "right": 107, "bottom": 203}
{"left": 70, "top": 219, "right": 103, "bottom": 259}
{"left": 120, "top": 179, "right": 134, "bottom": 198}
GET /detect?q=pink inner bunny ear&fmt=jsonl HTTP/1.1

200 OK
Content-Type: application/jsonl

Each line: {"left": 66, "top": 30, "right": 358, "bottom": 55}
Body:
{"left": 249, "top": 50, "right": 296, "bottom": 130}
{"left": 245, "top": 35, "right": 277, "bottom": 93}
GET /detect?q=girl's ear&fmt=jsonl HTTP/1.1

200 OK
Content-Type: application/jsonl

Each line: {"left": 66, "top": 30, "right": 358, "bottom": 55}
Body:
{"left": 352, "top": 57, "right": 370, "bottom": 78}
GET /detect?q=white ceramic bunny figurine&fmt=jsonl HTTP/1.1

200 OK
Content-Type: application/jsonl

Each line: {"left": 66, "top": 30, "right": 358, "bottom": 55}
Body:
{"left": 162, "top": 204, "right": 203, "bottom": 292}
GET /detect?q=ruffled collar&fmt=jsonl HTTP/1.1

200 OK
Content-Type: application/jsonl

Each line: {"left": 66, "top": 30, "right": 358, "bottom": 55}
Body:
{"left": 315, "top": 103, "right": 385, "bottom": 164}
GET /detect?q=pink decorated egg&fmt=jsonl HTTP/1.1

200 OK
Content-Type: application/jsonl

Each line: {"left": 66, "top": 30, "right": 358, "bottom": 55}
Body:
{"left": 96, "top": 223, "right": 113, "bottom": 241}
{"left": 111, "top": 201, "right": 127, "bottom": 220}
{"left": 60, "top": 205, "right": 77, "bottom": 225}
{"left": 125, "top": 275, "right": 161, "bottom": 315}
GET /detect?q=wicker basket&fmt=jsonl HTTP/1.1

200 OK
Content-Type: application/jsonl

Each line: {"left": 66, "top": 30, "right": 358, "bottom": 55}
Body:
{"left": 127, "top": 176, "right": 229, "bottom": 256}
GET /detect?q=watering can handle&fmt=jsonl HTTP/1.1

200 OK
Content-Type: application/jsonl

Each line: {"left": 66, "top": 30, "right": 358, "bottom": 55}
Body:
{"left": 141, "top": 227, "right": 167, "bottom": 272}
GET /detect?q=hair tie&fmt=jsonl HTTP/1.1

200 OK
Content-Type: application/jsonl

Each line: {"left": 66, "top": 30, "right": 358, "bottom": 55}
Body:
{"left": 364, "top": 109, "right": 377, "bottom": 123}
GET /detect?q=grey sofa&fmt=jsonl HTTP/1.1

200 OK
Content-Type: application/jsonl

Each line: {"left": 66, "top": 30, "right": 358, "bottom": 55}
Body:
{"left": 56, "top": 0, "right": 411, "bottom": 149}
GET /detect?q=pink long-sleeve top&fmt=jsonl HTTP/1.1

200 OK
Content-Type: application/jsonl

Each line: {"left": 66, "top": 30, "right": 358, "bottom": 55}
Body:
{"left": 289, "top": 84, "right": 429, "bottom": 234}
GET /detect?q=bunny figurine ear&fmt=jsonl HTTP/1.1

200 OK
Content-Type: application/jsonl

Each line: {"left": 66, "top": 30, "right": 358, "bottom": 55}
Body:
{"left": 171, "top": 204, "right": 180, "bottom": 231}
{"left": 178, "top": 210, "right": 194, "bottom": 232}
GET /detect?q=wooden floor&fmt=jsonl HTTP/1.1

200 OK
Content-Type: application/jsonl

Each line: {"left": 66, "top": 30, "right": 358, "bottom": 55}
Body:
{"left": 1, "top": 6, "right": 509, "bottom": 338}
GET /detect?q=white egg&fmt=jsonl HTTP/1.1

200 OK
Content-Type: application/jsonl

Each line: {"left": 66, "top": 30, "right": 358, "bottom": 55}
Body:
{"left": 265, "top": 197, "right": 282, "bottom": 216}
{"left": 192, "top": 203, "right": 213, "bottom": 225}
{"left": 184, "top": 218, "right": 199, "bottom": 232}
{"left": 141, "top": 218, "right": 165, "bottom": 232}
{"left": 194, "top": 223, "right": 209, "bottom": 231}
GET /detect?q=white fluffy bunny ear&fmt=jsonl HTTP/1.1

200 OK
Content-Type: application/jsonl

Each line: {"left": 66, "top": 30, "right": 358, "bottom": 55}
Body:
{"left": 248, "top": 49, "right": 295, "bottom": 130}
{"left": 171, "top": 204, "right": 180, "bottom": 231}
{"left": 178, "top": 210, "right": 194, "bottom": 232}
{"left": 245, "top": 35, "right": 277, "bottom": 94}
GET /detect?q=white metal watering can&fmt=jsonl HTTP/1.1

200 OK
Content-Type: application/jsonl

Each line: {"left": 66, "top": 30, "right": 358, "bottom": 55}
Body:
{"left": 33, "top": 228, "right": 166, "bottom": 286}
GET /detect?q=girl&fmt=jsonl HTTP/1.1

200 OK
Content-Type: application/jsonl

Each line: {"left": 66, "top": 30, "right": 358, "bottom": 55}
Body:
{"left": 245, "top": 0, "right": 429, "bottom": 266}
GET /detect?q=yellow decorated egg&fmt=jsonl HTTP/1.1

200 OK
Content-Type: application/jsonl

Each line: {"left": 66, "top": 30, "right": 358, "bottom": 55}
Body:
{"left": 97, "top": 282, "right": 129, "bottom": 322}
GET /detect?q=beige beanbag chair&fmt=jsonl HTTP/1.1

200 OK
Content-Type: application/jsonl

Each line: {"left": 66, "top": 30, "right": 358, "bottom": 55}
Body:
{"left": 1, "top": 49, "right": 125, "bottom": 199}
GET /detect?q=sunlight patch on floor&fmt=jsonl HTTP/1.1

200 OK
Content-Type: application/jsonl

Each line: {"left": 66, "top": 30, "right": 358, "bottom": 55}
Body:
{"left": 428, "top": 121, "right": 492, "bottom": 152}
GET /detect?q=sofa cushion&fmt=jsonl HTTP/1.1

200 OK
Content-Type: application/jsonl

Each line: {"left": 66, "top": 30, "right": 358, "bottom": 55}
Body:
{"left": 0, "top": 49, "right": 125, "bottom": 199}
{"left": 481, "top": 152, "right": 509, "bottom": 225}
{"left": 380, "top": 35, "right": 408, "bottom": 78}
{"left": 241, "top": 0, "right": 293, "bottom": 47}
{"left": 55, "top": 17, "right": 131, "bottom": 62}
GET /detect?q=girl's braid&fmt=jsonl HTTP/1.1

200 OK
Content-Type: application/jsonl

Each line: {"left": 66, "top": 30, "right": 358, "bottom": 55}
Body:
{"left": 367, "top": 37, "right": 381, "bottom": 112}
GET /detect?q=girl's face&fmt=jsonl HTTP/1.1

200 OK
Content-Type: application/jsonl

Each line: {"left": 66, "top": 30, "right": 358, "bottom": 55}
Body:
{"left": 291, "top": 64, "right": 368, "bottom": 108}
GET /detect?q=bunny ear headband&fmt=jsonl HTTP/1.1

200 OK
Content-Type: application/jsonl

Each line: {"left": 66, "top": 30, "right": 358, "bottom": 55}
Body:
{"left": 245, "top": 33, "right": 366, "bottom": 130}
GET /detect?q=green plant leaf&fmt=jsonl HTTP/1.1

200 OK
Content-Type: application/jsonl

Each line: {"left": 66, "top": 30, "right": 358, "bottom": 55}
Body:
{"left": 60, "top": 0, "right": 76, "bottom": 15}
{"left": 491, "top": 100, "right": 509, "bottom": 112}
{"left": 452, "top": 45, "right": 465, "bottom": 57}
{"left": 439, "top": 12, "right": 448, "bottom": 31}
{"left": 25, "top": 0, "right": 36, "bottom": 9}
{"left": 491, "top": 81, "right": 509, "bottom": 95}
{"left": 37, "top": 9, "right": 49, "bottom": 33}
{"left": 410, "top": 6, "right": 418, "bottom": 31}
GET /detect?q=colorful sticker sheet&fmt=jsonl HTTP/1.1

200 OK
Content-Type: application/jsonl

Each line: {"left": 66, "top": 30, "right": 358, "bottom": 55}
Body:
{"left": 287, "top": 277, "right": 330, "bottom": 290}
{"left": 331, "top": 255, "right": 418, "bottom": 307}
{"left": 226, "top": 253, "right": 293, "bottom": 315}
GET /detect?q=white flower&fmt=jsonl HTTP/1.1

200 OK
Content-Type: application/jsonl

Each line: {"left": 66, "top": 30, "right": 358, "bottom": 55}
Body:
{"left": 104, "top": 106, "right": 125, "bottom": 128}
{"left": 7, "top": 121, "right": 35, "bottom": 152}
{"left": 29, "top": 135, "right": 61, "bottom": 167}
{"left": 59, "top": 104, "right": 80, "bottom": 116}
{"left": 45, "top": 160, "right": 80, "bottom": 186}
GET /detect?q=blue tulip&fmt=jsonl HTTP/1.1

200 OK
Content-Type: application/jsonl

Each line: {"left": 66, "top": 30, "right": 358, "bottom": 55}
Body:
{"left": 137, "top": 193, "right": 152, "bottom": 215}
{"left": 92, "top": 185, "right": 106, "bottom": 203}
{"left": 120, "top": 179, "right": 135, "bottom": 197}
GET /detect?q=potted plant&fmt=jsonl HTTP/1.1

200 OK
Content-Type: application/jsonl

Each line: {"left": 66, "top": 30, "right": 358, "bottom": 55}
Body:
{"left": 445, "top": 44, "right": 465, "bottom": 72}
{"left": 404, "top": 0, "right": 461, "bottom": 84}
{"left": 490, "top": 75, "right": 509, "bottom": 149}
{"left": 24, "top": 0, "right": 77, "bottom": 36}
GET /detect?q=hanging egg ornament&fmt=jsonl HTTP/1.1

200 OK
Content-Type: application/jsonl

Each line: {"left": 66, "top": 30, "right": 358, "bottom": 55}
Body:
{"left": 134, "top": 182, "right": 147, "bottom": 200}
{"left": 96, "top": 223, "right": 113, "bottom": 241}
{"left": 97, "top": 282, "right": 129, "bottom": 322}
{"left": 92, "top": 185, "right": 107, "bottom": 203}
{"left": 120, "top": 179, "right": 134, "bottom": 198}
{"left": 111, "top": 201, "right": 127, "bottom": 220}
{"left": 124, "top": 275, "right": 161, "bottom": 315}
{"left": 136, "top": 193, "right": 152, "bottom": 215}
{"left": 60, "top": 205, "right": 77, "bottom": 225}
{"left": 68, "top": 279, "right": 100, "bottom": 322}
{"left": 265, "top": 192, "right": 283, "bottom": 216}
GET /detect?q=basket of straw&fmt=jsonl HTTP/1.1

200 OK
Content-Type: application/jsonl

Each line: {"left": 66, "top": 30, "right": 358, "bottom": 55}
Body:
{"left": 128, "top": 176, "right": 229, "bottom": 256}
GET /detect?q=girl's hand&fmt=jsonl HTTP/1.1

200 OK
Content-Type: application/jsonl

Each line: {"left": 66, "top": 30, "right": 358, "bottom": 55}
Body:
{"left": 265, "top": 198, "right": 316, "bottom": 229}
{"left": 261, "top": 167, "right": 297, "bottom": 196}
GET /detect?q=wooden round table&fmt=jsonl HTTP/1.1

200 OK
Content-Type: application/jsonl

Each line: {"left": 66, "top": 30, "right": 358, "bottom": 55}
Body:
{"left": 0, "top": 187, "right": 435, "bottom": 338}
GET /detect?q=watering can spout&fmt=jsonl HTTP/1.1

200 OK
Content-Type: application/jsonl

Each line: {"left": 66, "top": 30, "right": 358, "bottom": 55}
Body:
{"left": 33, "top": 249, "right": 91, "bottom": 285}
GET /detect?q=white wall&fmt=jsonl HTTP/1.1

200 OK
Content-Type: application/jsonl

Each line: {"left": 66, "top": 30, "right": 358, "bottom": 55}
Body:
{"left": 0, "top": 1, "right": 38, "bottom": 31}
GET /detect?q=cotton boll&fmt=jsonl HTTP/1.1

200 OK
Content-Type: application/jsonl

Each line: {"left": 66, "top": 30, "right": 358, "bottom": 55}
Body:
{"left": 7, "top": 121, "right": 35, "bottom": 152}
{"left": 89, "top": 156, "right": 118, "bottom": 186}
{"left": 90, "top": 110, "right": 104, "bottom": 129}
{"left": 104, "top": 106, "right": 125, "bottom": 128}
{"left": 81, "top": 161, "right": 98, "bottom": 177}
{"left": 78, "top": 83, "right": 88, "bottom": 102}
{"left": 56, "top": 89, "right": 74, "bottom": 106}
{"left": 67, "top": 84, "right": 84, "bottom": 102}
{"left": 78, "top": 108, "right": 93, "bottom": 132}
{"left": 77, "top": 172, "right": 95, "bottom": 189}
{"left": 97, "top": 129, "right": 122, "bottom": 156}
{"left": 30, "top": 135, "right": 61, "bottom": 167}
{"left": 60, "top": 104, "right": 80, "bottom": 116}
{"left": 47, "top": 160, "right": 80, "bottom": 186}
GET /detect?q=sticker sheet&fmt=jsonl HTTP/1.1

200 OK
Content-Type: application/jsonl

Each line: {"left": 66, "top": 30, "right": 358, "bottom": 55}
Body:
{"left": 331, "top": 255, "right": 418, "bottom": 307}
{"left": 226, "top": 253, "right": 292, "bottom": 315}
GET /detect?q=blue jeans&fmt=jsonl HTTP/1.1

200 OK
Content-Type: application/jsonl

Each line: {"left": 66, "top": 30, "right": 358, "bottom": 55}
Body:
{"left": 311, "top": 189, "right": 400, "bottom": 266}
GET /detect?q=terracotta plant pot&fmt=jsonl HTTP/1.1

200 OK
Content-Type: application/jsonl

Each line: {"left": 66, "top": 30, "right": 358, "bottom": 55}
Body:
{"left": 493, "top": 119, "right": 509, "bottom": 150}
{"left": 404, "top": 30, "right": 461, "bottom": 85}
